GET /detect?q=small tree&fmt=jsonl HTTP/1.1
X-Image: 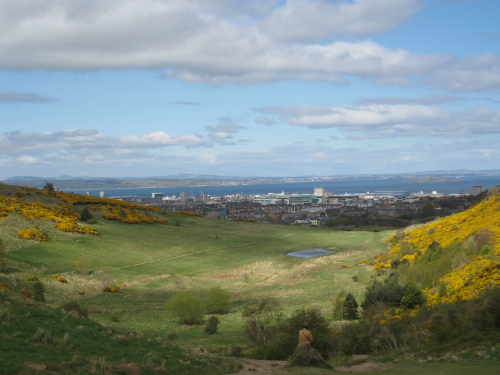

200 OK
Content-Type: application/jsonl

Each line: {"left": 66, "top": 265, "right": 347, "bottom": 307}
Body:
{"left": 80, "top": 207, "right": 93, "bottom": 222}
{"left": 343, "top": 293, "right": 359, "bottom": 320}
{"left": 33, "top": 281, "right": 46, "bottom": 302}
{"left": 166, "top": 291, "right": 204, "bottom": 325}
{"left": 242, "top": 298, "right": 282, "bottom": 347}
{"left": 204, "top": 315, "right": 220, "bottom": 334}
{"left": 43, "top": 182, "right": 55, "bottom": 192}
{"left": 332, "top": 290, "right": 347, "bottom": 321}
{"left": 205, "top": 286, "right": 231, "bottom": 314}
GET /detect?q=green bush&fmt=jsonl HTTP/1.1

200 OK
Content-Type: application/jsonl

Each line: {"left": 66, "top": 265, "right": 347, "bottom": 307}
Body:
{"left": 400, "top": 283, "right": 426, "bottom": 309}
{"left": 205, "top": 286, "right": 231, "bottom": 314}
{"left": 361, "top": 276, "right": 405, "bottom": 311}
{"left": 166, "top": 291, "right": 204, "bottom": 325}
{"left": 204, "top": 315, "right": 220, "bottom": 334}
{"left": 33, "top": 281, "right": 45, "bottom": 302}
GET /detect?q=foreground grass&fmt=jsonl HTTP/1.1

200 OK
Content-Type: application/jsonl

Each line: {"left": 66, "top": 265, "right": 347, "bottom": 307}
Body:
{"left": 0, "top": 293, "right": 239, "bottom": 375}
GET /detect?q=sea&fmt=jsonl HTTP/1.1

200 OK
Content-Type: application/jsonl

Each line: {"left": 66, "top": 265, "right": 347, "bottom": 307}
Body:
{"left": 67, "top": 175, "right": 500, "bottom": 198}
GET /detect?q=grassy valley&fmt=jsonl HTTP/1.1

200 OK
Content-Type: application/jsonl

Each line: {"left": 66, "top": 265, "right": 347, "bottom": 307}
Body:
{"left": 2, "top": 183, "right": 500, "bottom": 374}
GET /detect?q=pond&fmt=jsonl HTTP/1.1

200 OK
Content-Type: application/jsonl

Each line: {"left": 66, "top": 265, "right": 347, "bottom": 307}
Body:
{"left": 286, "top": 248, "right": 336, "bottom": 259}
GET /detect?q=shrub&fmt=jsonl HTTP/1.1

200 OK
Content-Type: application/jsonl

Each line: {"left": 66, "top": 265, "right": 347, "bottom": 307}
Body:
{"left": 22, "top": 290, "right": 33, "bottom": 299}
{"left": 166, "top": 291, "right": 204, "bottom": 325}
{"left": 59, "top": 300, "right": 89, "bottom": 319}
{"left": 18, "top": 228, "right": 48, "bottom": 241}
{"left": 400, "top": 283, "right": 426, "bottom": 309}
{"left": 58, "top": 276, "right": 68, "bottom": 283}
{"left": 361, "top": 277, "right": 405, "bottom": 310}
{"left": 204, "top": 315, "right": 220, "bottom": 334}
{"left": 205, "top": 286, "right": 231, "bottom": 314}
{"left": 102, "top": 286, "right": 121, "bottom": 293}
{"left": 33, "top": 281, "right": 46, "bottom": 302}
{"left": 80, "top": 207, "right": 93, "bottom": 222}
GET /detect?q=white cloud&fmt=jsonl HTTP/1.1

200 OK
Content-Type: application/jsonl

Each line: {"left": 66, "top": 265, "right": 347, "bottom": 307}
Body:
{"left": 15, "top": 155, "right": 43, "bottom": 165}
{"left": 205, "top": 123, "right": 246, "bottom": 144}
{"left": 428, "top": 53, "right": 500, "bottom": 91}
{"left": 261, "top": 0, "right": 422, "bottom": 42}
{"left": 0, "top": 0, "right": 448, "bottom": 86}
{"left": 0, "top": 91, "right": 56, "bottom": 103}
{"left": 0, "top": 129, "right": 210, "bottom": 155}
{"left": 258, "top": 103, "right": 500, "bottom": 138}
{"left": 255, "top": 116, "right": 277, "bottom": 126}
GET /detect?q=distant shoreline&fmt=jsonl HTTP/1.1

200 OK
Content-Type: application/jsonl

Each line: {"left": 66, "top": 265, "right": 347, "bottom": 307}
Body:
{"left": 401, "top": 177, "right": 466, "bottom": 183}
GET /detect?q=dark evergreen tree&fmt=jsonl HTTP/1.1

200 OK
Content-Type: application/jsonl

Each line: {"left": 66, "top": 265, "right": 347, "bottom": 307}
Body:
{"left": 80, "top": 207, "right": 93, "bottom": 222}
{"left": 343, "top": 293, "right": 359, "bottom": 320}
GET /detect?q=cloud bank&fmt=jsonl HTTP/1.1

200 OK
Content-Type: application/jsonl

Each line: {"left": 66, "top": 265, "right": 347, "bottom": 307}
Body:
{"left": 0, "top": 0, "right": 497, "bottom": 90}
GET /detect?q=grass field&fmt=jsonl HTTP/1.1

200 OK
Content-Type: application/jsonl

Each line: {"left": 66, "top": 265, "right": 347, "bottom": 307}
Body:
{"left": 2, "top": 210, "right": 391, "bottom": 351}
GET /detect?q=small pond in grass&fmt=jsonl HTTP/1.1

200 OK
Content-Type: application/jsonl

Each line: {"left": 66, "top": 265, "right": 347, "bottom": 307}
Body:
{"left": 286, "top": 248, "right": 335, "bottom": 259}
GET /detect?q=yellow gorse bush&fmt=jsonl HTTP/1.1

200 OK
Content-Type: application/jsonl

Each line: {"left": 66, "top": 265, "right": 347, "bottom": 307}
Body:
{"left": 383, "top": 194, "right": 500, "bottom": 264}
{"left": 425, "top": 258, "right": 500, "bottom": 305}
{"left": 18, "top": 228, "right": 48, "bottom": 241}
{"left": 176, "top": 211, "right": 203, "bottom": 217}
{"left": 3, "top": 187, "right": 169, "bottom": 236}
{"left": 376, "top": 193, "right": 500, "bottom": 306}
{"left": 1, "top": 194, "right": 98, "bottom": 236}
{"left": 90, "top": 205, "right": 168, "bottom": 224}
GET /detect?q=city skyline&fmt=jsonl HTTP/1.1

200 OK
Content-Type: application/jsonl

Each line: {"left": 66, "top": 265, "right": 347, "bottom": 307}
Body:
{"left": 1, "top": 0, "right": 499, "bottom": 179}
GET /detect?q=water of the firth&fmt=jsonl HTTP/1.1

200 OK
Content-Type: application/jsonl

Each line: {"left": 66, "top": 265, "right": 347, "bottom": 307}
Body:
{"left": 68, "top": 175, "right": 500, "bottom": 198}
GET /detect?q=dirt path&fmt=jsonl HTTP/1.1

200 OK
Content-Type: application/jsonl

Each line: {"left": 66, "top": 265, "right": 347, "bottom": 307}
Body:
{"left": 230, "top": 358, "right": 384, "bottom": 374}
{"left": 231, "top": 359, "right": 288, "bottom": 374}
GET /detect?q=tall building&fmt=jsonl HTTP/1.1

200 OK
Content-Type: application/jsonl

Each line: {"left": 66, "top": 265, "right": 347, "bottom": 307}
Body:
{"left": 180, "top": 192, "right": 187, "bottom": 202}
{"left": 473, "top": 186, "right": 483, "bottom": 196}
{"left": 314, "top": 187, "right": 324, "bottom": 196}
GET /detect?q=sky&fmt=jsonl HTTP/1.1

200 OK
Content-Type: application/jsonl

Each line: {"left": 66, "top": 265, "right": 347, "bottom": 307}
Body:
{"left": 1, "top": 0, "right": 499, "bottom": 179}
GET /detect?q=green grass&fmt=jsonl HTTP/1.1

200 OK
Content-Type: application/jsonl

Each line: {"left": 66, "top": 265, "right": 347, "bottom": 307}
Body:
{"left": 2, "top": 209, "right": 390, "bottom": 352}
{"left": 0, "top": 293, "right": 239, "bottom": 375}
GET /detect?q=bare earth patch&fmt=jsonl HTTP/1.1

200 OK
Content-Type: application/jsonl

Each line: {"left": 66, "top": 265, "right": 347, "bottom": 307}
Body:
{"left": 334, "top": 361, "right": 384, "bottom": 372}
{"left": 232, "top": 359, "right": 288, "bottom": 374}
{"left": 230, "top": 357, "right": 384, "bottom": 374}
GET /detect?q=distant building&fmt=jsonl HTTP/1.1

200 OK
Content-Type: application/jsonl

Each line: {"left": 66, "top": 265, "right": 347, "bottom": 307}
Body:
{"left": 152, "top": 193, "right": 164, "bottom": 198}
{"left": 473, "top": 186, "right": 483, "bottom": 196}
{"left": 314, "top": 187, "right": 324, "bottom": 196}
{"left": 99, "top": 191, "right": 105, "bottom": 198}
{"left": 180, "top": 192, "right": 187, "bottom": 202}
